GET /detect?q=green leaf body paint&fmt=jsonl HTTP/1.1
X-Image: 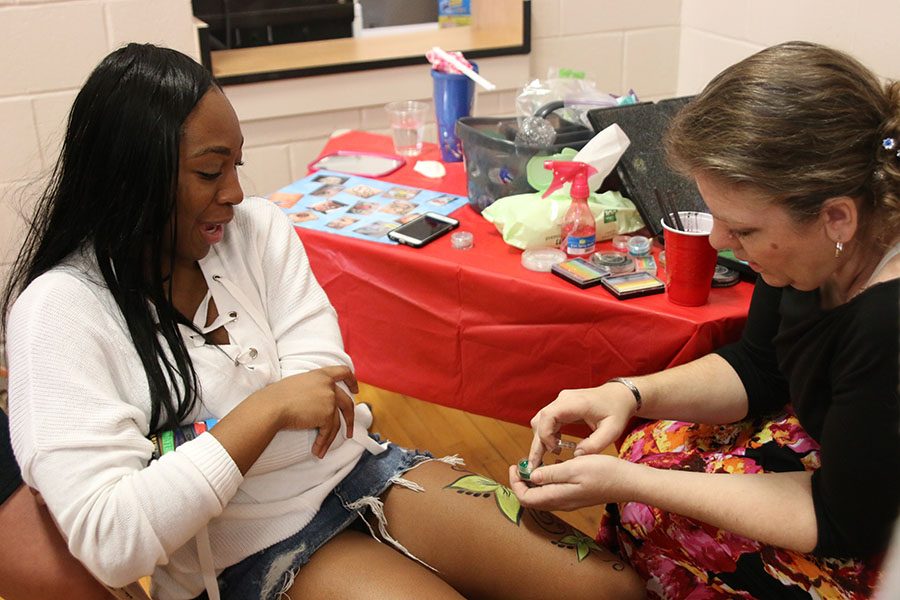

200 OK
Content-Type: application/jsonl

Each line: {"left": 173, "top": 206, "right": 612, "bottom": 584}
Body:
{"left": 495, "top": 486, "right": 522, "bottom": 524}
{"left": 559, "top": 531, "right": 603, "bottom": 562}
{"left": 446, "top": 474, "right": 523, "bottom": 525}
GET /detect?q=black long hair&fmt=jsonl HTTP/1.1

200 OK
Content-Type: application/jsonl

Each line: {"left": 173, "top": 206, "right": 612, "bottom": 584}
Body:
{"left": 2, "top": 43, "right": 218, "bottom": 432}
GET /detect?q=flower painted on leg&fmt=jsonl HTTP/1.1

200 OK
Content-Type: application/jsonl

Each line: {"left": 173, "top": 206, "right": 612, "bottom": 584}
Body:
{"left": 445, "top": 474, "right": 523, "bottom": 524}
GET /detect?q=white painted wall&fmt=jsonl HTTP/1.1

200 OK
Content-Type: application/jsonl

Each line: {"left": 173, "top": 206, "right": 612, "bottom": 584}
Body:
{"left": 0, "top": 0, "right": 199, "bottom": 278}
{"left": 2, "top": 0, "right": 900, "bottom": 279}
{"left": 677, "top": 0, "right": 900, "bottom": 96}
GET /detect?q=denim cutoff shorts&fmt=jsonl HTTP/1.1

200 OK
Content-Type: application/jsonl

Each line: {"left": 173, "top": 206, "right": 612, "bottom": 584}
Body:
{"left": 195, "top": 437, "right": 433, "bottom": 600}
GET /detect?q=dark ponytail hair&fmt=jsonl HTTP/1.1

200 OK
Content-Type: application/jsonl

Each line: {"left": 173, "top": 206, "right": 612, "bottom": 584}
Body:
{"left": 2, "top": 43, "right": 218, "bottom": 432}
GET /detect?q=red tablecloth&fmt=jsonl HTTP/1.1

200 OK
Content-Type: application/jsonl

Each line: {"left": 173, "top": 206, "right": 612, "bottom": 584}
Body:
{"left": 296, "top": 131, "right": 752, "bottom": 428}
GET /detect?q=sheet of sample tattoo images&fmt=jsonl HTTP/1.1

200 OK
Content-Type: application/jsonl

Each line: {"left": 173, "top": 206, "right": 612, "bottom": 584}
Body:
{"left": 269, "top": 170, "right": 468, "bottom": 244}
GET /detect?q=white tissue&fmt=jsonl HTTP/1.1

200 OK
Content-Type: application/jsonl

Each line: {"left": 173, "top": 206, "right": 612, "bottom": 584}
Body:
{"left": 574, "top": 124, "right": 631, "bottom": 191}
{"left": 413, "top": 160, "right": 447, "bottom": 178}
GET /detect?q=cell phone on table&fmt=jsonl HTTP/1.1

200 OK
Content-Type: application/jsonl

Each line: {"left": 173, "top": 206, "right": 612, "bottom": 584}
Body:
{"left": 387, "top": 212, "right": 460, "bottom": 248}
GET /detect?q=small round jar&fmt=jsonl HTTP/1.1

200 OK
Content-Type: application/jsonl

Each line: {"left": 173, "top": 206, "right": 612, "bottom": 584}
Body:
{"left": 517, "top": 458, "right": 533, "bottom": 481}
{"left": 450, "top": 230, "right": 474, "bottom": 250}
{"left": 626, "top": 235, "right": 651, "bottom": 256}
{"left": 591, "top": 251, "right": 635, "bottom": 275}
{"left": 712, "top": 264, "right": 740, "bottom": 287}
{"left": 522, "top": 248, "right": 567, "bottom": 272}
{"left": 612, "top": 235, "right": 632, "bottom": 253}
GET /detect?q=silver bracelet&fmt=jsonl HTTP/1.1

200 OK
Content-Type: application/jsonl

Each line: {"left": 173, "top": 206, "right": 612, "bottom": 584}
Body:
{"left": 607, "top": 377, "right": 642, "bottom": 413}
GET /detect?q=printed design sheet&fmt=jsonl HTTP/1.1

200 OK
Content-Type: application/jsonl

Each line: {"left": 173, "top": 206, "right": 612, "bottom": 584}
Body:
{"left": 270, "top": 171, "right": 467, "bottom": 244}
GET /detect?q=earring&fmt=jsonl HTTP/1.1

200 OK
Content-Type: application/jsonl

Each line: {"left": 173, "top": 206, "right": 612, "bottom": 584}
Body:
{"left": 834, "top": 239, "right": 844, "bottom": 258}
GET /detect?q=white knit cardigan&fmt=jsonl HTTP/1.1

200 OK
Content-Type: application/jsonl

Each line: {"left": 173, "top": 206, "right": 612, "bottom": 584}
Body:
{"left": 7, "top": 197, "right": 383, "bottom": 599}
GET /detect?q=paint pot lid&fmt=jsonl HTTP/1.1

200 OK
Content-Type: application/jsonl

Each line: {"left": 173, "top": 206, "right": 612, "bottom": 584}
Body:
{"left": 626, "top": 235, "right": 651, "bottom": 256}
{"left": 612, "top": 235, "right": 632, "bottom": 252}
{"left": 522, "top": 248, "right": 567, "bottom": 272}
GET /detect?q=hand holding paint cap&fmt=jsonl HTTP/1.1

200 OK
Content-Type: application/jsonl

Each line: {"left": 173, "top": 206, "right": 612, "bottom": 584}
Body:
{"left": 517, "top": 440, "right": 576, "bottom": 486}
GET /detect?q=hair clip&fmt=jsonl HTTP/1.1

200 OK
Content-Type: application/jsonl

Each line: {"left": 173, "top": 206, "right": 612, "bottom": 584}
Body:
{"left": 883, "top": 137, "right": 897, "bottom": 151}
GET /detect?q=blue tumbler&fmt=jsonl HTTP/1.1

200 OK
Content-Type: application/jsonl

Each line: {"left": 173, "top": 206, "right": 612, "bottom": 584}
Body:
{"left": 431, "top": 63, "right": 477, "bottom": 162}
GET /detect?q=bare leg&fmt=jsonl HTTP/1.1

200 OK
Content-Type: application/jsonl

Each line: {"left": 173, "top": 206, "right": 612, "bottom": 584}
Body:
{"left": 0, "top": 484, "right": 113, "bottom": 600}
{"left": 379, "top": 461, "right": 644, "bottom": 600}
{"left": 287, "top": 529, "right": 465, "bottom": 599}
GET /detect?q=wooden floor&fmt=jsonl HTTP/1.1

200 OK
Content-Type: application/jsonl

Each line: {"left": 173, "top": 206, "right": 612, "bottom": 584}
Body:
{"left": 359, "top": 383, "right": 608, "bottom": 534}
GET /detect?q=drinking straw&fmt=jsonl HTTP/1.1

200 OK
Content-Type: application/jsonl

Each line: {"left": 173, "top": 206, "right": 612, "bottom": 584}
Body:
{"left": 428, "top": 46, "right": 497, "bottom": 91}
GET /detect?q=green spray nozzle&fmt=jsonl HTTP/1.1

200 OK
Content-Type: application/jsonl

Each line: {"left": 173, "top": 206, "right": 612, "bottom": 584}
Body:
{"left": 542, "top": 160, "right": 596, "bottom": 200}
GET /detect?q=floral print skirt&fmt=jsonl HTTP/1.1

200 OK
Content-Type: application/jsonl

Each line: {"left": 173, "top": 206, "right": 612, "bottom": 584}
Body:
{"left": 598, "top": 412, "right": 881, "bottom": 599}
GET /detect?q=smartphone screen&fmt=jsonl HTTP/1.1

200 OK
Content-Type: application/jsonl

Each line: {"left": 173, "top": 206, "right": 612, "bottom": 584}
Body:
{"left": 388, "top": 213, "right": 459, "bottom": 247}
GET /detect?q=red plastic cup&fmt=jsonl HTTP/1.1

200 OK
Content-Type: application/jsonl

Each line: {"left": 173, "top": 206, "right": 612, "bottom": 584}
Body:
{"left": 661, "top": 212, "right": 718, "bottom": 306}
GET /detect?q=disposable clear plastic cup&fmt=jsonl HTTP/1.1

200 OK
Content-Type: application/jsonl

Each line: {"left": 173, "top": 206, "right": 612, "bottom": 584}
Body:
{"left": 385, "top": 100, "right": 428, "bottom": 157}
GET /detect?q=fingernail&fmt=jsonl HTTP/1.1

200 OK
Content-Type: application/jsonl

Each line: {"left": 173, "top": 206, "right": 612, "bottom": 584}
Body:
{"left": 529, "top": 469, "right": 542, "bottom": 484}
{"left": 573, "top": 449, "right": 584, "bottom": 457}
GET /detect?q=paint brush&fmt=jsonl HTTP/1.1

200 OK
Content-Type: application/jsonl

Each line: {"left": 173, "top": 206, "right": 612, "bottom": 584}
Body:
{"left": 667, "top": 190, "right": 685, "bottom": 231}
{"left": 655, "top": 188, "right": 674, "bottom": 229}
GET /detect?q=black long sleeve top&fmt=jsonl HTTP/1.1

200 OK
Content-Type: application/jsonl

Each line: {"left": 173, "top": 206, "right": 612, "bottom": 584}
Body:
{"left": 715, "top": 278, "right": 899, "bottom": 558}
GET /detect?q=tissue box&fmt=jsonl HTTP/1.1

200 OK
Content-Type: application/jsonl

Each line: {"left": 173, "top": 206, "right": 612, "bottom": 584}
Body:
{"left": 456, "top": 116, "right": 593, "bottom": 213}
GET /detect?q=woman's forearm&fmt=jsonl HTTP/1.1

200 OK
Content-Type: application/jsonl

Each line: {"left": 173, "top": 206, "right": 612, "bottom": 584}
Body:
{"left": 629, "top": 354, "right": 749, "bottom": 424}
{"left": 625, "top": 462, "right": 818, "bottom": 553}
{"left": 209, "top": 392, "right": 281, "bottom": 475}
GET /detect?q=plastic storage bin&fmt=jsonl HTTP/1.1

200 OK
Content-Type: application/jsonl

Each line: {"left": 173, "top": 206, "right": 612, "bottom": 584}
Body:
{"left": 456, "top": 113, "right": 593, "bottom": 213}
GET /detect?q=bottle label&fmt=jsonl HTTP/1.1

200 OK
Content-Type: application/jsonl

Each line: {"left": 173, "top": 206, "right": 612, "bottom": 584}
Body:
{"left": 566, "top": 234, "right": 596, "bottom": 255}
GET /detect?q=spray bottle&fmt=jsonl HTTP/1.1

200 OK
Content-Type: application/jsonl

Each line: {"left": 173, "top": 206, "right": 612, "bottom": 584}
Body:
{"left": 543, "top": 160, "right": 596, "bottom": 257}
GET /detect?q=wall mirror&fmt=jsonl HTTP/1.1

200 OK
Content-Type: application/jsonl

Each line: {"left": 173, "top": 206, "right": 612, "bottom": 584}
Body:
{"left": 192, "top": 0, "right": 529, "bottom": 85}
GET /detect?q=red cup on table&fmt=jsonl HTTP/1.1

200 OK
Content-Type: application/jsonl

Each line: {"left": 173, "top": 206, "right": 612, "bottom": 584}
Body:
{"left": 661, "top": 212, "right": 718, "bottom": 306}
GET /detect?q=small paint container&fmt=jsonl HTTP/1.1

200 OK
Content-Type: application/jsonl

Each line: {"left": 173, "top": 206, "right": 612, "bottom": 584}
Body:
{"left": 591, "top": 251, "right": 635, "bottom": 275}
{"left": 632, "top": 255, "right": 657, "bottom": 276}
{"left": 522, "top": 247, "right": 567, "bottom": 272}
{"left": 712, "top": 264, "right": 740, "bottom": 287}
{"left": 450, "top": 230, "right": 474, "bottom": 250}
{"left": 612, "top": 235, "right": 632, "bottom": 252}
{"left": 626, "top": 235, "right": 652, "bottom": 257}
{"left": 517, "top": 458, "right": 533, "bottom": 482}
